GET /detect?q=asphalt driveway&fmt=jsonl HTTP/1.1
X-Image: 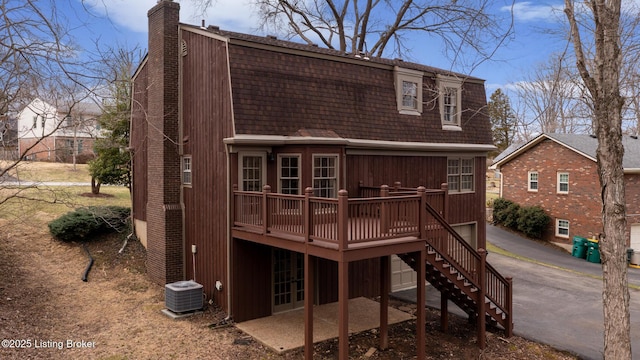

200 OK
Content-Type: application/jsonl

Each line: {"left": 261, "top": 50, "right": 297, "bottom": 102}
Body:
{"left": 394, "top": 225, "right": 640, "bottom": 359}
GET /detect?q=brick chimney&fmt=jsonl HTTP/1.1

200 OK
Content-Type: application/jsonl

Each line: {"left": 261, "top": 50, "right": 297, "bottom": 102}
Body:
{"left": 146, "top": 0, "right": 183, "bottom": 285}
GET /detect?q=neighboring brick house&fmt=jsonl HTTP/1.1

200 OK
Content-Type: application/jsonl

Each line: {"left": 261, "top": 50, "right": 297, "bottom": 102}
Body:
{"left": 17, "top": 98, "right": 102, "bottom": 163}
{"left": 492, "top": 133, "right": 640, "bottom": 248}
{"left": 130, "top": 1, "right": 512, "bottom": 356}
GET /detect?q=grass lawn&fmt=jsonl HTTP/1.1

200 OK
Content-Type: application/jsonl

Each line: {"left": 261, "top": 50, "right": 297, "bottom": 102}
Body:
{"left": 1, "top": 160, "right": 92, "bottom": 183}
{"left": 1, "top": 161, "right": 129, "bottom": 224}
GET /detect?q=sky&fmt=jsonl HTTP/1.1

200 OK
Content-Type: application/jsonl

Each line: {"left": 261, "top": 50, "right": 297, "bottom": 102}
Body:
{"left": 62, "top": 1, "right": 583, "bottom": 97}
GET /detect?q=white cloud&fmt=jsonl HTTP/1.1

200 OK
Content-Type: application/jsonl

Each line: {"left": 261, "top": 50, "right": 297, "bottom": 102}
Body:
{"left": 82, "top": 0, "right": 260, "bottom": 34}
{"left": 501, "top": 2, "right": 564, "bottom": 22}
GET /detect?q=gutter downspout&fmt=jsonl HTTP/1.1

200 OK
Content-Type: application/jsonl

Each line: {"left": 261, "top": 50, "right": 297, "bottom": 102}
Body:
{"left": 224, "top": 37, "right": 234, "bottom": 321}
{"left": 225, "top": 143, "right": 232, "bottom": 321}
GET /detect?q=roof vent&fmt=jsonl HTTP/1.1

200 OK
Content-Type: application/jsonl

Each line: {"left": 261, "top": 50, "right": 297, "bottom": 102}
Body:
{"left": 631, "top": 134, "right": 638, "bottom": 139}
{"left": 589, "top": 134, "right": 597, "bottom": 138}
{"left": 208, "top": 25, "right": 220, "bottom": 31}
{"left": 181, "top": 40, "right": 187, "bottom": 57}
{"left": 266, "top": 35, "right": 277, "bottom": 40}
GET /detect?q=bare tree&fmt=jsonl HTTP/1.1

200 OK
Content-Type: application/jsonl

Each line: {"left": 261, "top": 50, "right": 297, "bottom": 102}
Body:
{"left": 188, "top": 0, "right": 513, "bottom": 70}
{"left": 0, "top": 0, "right": 96, "bottom": 209}
{"left": 564, "top": 1, "right": 631, "bottom": 358}
{"left": 513, "top": 52, "right": 592, "bottom": 139}
{"left": 88, "top": 45, "right": 142, "bottom": 194}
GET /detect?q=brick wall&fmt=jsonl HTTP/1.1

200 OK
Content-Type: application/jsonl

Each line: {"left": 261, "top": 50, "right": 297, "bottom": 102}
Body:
{"left": 626, "top": 174, "right": 640, "bottom": 237}
{"left": 19, "top": 137, "right": 55, "bottom": 161}
{"left": 145, "top": 0, "right": 184, "bottom": 285}
{"left": 500, "top": 139, "right": 602, "bottom": 243}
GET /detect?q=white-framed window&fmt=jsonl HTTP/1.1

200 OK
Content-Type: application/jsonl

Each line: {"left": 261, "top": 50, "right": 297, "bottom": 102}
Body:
{"left": 394, "top": 66, "right": 423, "bottom": 115}
{"left": 557, "top": 172, "right": 569, "bottom": 194}
{"left": 438, "top": 76, "right": 462, "bottom": 129}
{"left": 402, "top": 80, "right": 418, "bottom": 109}
{"left": 313, "top": 154, "right": 338, "bottom": 198}
{"left": 556, "top": 219, "right": 570, "bottom": 238}
{"left": 182, "top": 155, "right": 192, "bottom": 185}
{"left": 528, "top": 171, "right": 538, "bottom": 192}
{"left": 278, "top": 154, "right": 301, "bottom": 195}
{"left": 65, "top": 139, "right": 73, "bottom": 154}
{"left": 447, "top": 158, "right": 474, "bottom": 193}
{"left": 32, "top": 116, "right": 37, "bottom": 129}
{"left": 239, "top": 152, "right": 266, "bottom": 191}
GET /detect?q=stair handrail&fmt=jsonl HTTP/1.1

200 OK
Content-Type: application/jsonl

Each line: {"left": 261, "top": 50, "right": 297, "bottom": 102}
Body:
{"left": 423, "top": 202, "right": 511, "bottom": 322}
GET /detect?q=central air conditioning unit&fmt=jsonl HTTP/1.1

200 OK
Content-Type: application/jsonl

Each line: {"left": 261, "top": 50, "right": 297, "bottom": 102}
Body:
{"left": 165, "top": 280, "right": 203, "bottom": 313}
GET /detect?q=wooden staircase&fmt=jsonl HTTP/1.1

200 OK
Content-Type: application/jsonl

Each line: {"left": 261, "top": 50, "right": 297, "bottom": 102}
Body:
{"left": 398, "top": 203, "right": 513, "bottom": 347}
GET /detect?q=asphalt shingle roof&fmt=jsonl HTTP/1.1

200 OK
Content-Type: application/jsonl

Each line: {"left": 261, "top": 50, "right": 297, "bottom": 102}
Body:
{"left": 493, "top": 133, "right": 640, "bottom": 170}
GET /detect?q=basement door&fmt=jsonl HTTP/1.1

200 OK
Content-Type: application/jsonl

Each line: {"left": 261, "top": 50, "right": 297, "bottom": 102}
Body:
{"left": 272, "top": 249, "right": 304, "bottom": 313}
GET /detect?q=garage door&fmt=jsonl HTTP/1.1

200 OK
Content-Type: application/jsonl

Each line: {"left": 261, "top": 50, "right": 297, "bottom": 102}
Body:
{"left": 631, "top": 225, "right": 640, "bottom": 251}
{"left": 452, "top": 223, "right": 477, "bottom": 248}
{"left": 391, "top": 255, "right": 416, "bottom": 292}
{"left": 390, "top": 223, "right": 477, "bottom": 292}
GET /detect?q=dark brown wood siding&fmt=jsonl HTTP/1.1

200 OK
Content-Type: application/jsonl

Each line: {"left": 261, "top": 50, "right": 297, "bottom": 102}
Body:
{"left": 231, "top": 239, "right": 272, "bottom": 322}
{"left": 346, "top": 154, "right": 487, "bottom": 249}
{"left": 314, "top": 258, "right": 382, "bottom": 304}
{"left": 181, "top": 29, "right": 234, "bottom": 310}
{"left": 130, "top": 63, "right": 148, "bottom": 222}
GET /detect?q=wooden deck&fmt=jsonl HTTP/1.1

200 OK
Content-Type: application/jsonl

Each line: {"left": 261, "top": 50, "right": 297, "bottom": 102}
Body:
{"left": 231, "top": 184, "right": 512, "bottom": 358}
{"left": 232, "top": 185, "right": 444, "bottom": 260}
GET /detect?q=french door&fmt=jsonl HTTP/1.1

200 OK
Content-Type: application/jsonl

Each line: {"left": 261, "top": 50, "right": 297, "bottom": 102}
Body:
{"left": 272, "top": 249, "right": 304, "bottom": 313}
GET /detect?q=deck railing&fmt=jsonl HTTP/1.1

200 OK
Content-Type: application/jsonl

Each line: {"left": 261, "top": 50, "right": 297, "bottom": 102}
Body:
{"left": 233, "top": 184, "right": 439, "bottom": 250}
{"left": 358, "top": 181, "right": 448, "bottom": 218}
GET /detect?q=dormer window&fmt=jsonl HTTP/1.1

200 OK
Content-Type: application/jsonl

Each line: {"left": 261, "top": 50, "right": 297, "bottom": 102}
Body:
{"left": 438, "top": 75, "right": 462, "bottom": 130}
{"left": 394, "top": 66, "right": 423, "bottom": 115}
{"left": 402, "top": 81, "right": 418, "bottom": 109}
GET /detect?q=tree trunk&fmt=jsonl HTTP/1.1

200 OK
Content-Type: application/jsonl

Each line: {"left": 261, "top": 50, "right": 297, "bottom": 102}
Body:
{"left": 91, "top": 176, "right": 101, "bottom": 194}
{"left": 564, "top": 1, "right": 631, "bottom": 358}
{"left": 597, "top": 129, "right": 630, "bottom": 359}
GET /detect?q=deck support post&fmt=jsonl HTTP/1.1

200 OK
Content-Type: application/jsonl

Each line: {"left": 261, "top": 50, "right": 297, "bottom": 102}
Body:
{"left": 338, "top": 259, "right": 349, "bottom": 359}
{"left": 441, "top": 292, "right": 448, "bottom": 332}
{"left": 416, "top": 249, "right": 426, "bottom": 360}
{"left": 304, "top": 187, "right": 313, "bottom": 243}
{"left": 477, "top": 248, "right": 487, "bottom": 349}
{"left": 304, "top": 253, "right": 315, "bottom": 359}
{"left": 379, "top": 255, "right": 390, "bottom": 350}
{"left": 338, "top": 190, "right": 348, "bottom": 251}
{"left": 506, "top": 276, "right": 513, "bottom": 337}
{"left": 262, "top": 185, "right": 271, "bottom": 234}
{"left": 380, "top": 185, "right": 389, "bottom": 233}
{"left": 440, "top": 183, "right": 449, "bottom": 221}
{"left": 417, "top": 187, "right": 426, "bottom": 239}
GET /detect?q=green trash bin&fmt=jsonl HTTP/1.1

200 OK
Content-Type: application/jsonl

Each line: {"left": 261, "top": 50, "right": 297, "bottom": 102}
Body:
{"left": 586, "top": 240, "right": 601, "bottom": 263}
{"left": 572, "top": 236, "right": 588, "bottom": 259}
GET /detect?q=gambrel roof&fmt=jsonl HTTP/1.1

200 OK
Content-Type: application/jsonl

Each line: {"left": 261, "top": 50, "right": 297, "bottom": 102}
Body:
{"left": 492, "top": 133, "right": 640, "bottom": 172}
{"left": 181, "top": 24, "right": 494, "bottom": 149}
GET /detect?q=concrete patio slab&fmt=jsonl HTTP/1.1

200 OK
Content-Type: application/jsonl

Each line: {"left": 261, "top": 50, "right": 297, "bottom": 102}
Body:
{"left": 235, "top": 297, "right": 414, "bottom": 353}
